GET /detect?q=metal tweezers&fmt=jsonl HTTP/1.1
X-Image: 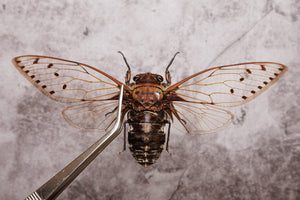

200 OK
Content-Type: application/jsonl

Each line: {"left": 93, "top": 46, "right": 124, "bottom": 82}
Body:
{"left": 24, "top": 85, "right": 124, "bottom": 200}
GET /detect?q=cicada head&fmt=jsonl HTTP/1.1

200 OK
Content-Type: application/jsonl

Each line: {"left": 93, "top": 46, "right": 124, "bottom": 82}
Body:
{"left": 133, "top": 73, "right": 163, "bottom": 85}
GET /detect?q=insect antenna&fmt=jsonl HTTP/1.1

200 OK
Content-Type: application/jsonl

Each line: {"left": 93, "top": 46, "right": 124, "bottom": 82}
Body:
{"left": 166, "top": 52, "right": 180, "bottom": 71}
{"left": 165, "top": 52, "right": 180, "bottom": 86}
{"left": 118, "top": 51, "right": 132, "bottom": 85}
{"left": 118, "top": 51, "right": 131, "bottom": 71}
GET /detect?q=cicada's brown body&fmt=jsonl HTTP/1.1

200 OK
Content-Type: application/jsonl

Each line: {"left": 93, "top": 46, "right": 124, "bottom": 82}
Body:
{"left": 125, "top": 73, "right": 170, "bottom": 167}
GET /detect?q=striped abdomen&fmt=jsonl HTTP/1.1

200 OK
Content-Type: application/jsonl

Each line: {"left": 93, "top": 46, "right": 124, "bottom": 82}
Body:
{"left": 127, "top": 110, "right": 168, "bottom": 167}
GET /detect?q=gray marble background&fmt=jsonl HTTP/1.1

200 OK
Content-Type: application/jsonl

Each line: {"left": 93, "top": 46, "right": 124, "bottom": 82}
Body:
{"left": 1, "top": 0, "right": 299, "bottom": 199}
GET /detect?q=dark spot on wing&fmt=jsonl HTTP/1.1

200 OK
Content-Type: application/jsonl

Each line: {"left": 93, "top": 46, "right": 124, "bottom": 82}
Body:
{"left": 16, "top": 60, "right": 21, "bottom": 63}
{"left": 274, "top": 73, "right": 279, "bottom": 76}
{"left": 246, "top": 69, "right": 252, "bottom": 74}
{"left": 33, "top": 58, "right": 39, "bottom": 64}
{"left": 263, "top": 81, "right": 268, "bottom": 85}
{"left": 49, "top": 91, "right": 55, "bottom": 94}
{"left": 269, "top": 77, "right": 274, "bottom": 81}
{"left": 251, "top": 90, "right": 256, "bottom": 94}
{"left": 54, "top": 72, "right": 59, "bottom": 77}
{"left": 47, "top": 63, "right": 53, "bottom": 68}
{"left": 42, "top": 85, "right": 47, "bottom": 88}
{"left": 242, "top": 96, "right": 247, "bottom": 99}
{"left": 20, "top": 66, "right": 25, "bottom": 69}
{"left": 230, "top": 89, "right": 234, "bottom": 94}
{"left": 81, "top": 99, "right": 86, "bottom": 101}
{"left": 279, "top": 67, "right": 284, "bottom": 71}
{"left": 35, "top": 80, "right": 41, "bottom": 84}
{"left": 25, "top": 70, "right": 30, "bottom": 73}
{"left": 258, "top": 86, "right": 263, "bottom": 89}
{"left": 63, "top": 84, "right": 67, "bottom": 89}
{"left": 260, "top": 65, "right": 266, "bottom": 71}
{"left": 30, "top": 75, "right": 35, "bottom": 78}
{"left": 240, "top": 77, "right": 245, "bottom": 82}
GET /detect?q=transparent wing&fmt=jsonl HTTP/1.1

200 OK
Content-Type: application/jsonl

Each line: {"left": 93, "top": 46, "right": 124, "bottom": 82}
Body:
{"left": 13, "top": 55, "right": 130, "bottom": 130}
{"left": 171, "top": 101, "right": 233, "bottom": 134}
{"left": 62, "top": 100, "right": 120, "bottom": 131}
{"left": 12, "top": 55, "right": 128, "bottom": 103}
{"left": 166, "top": 62, "right": 287, "bottom": 133}
{"left": 167, "top": 62, "right": 287, "bottom": 106}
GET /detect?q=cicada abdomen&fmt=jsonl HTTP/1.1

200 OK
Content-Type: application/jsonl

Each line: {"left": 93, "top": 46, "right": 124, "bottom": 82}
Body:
{"left": 127, "top": 109, "right": 168, "bottom": 167}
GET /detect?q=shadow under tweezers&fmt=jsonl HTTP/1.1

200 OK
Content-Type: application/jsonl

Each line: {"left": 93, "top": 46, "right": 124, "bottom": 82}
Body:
{"left": 24, "top": 85, "right": 125, "bottom": 200}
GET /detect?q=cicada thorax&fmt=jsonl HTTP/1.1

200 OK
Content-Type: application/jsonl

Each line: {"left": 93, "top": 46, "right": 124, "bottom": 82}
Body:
{"left": 127, "top": 80, "right": 168, "bottom": 167}
{"left": 127, "top": 109, "right": 168, "bottom": 167}
{"left": 130, "top": 82, "right": 165, "bottom": 111}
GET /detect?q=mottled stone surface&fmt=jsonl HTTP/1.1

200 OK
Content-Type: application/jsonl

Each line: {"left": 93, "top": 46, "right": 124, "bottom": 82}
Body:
{"left": 0, "top": 1, "right": 299, "bottom": 199}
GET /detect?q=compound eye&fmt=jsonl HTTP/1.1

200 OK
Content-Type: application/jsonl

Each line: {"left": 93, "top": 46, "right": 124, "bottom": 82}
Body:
{"left": 156, "top": 75, "right": 163, "bottom": 82}
{"left": 133, "top": 75, "right": 140, "bottom": 82}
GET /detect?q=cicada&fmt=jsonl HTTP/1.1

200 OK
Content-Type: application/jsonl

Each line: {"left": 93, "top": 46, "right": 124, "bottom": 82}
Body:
{"left": 13, "top": 52, "right": 287, "bottom": 167}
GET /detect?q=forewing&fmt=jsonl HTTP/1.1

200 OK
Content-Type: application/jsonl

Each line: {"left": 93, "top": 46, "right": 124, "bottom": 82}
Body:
{"left": 167, "top": 62, "right": 287, "bottom": 106}
{"left": 171, "top": 101, "right": 233, "bottom": 134}
{"left": 13, "top": 55, "right": 127, "bottom": 103}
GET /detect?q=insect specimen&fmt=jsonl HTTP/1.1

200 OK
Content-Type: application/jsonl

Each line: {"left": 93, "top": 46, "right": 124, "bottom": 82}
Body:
{"left": 13, "top": 52, "right": 287, "bottom": 167}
